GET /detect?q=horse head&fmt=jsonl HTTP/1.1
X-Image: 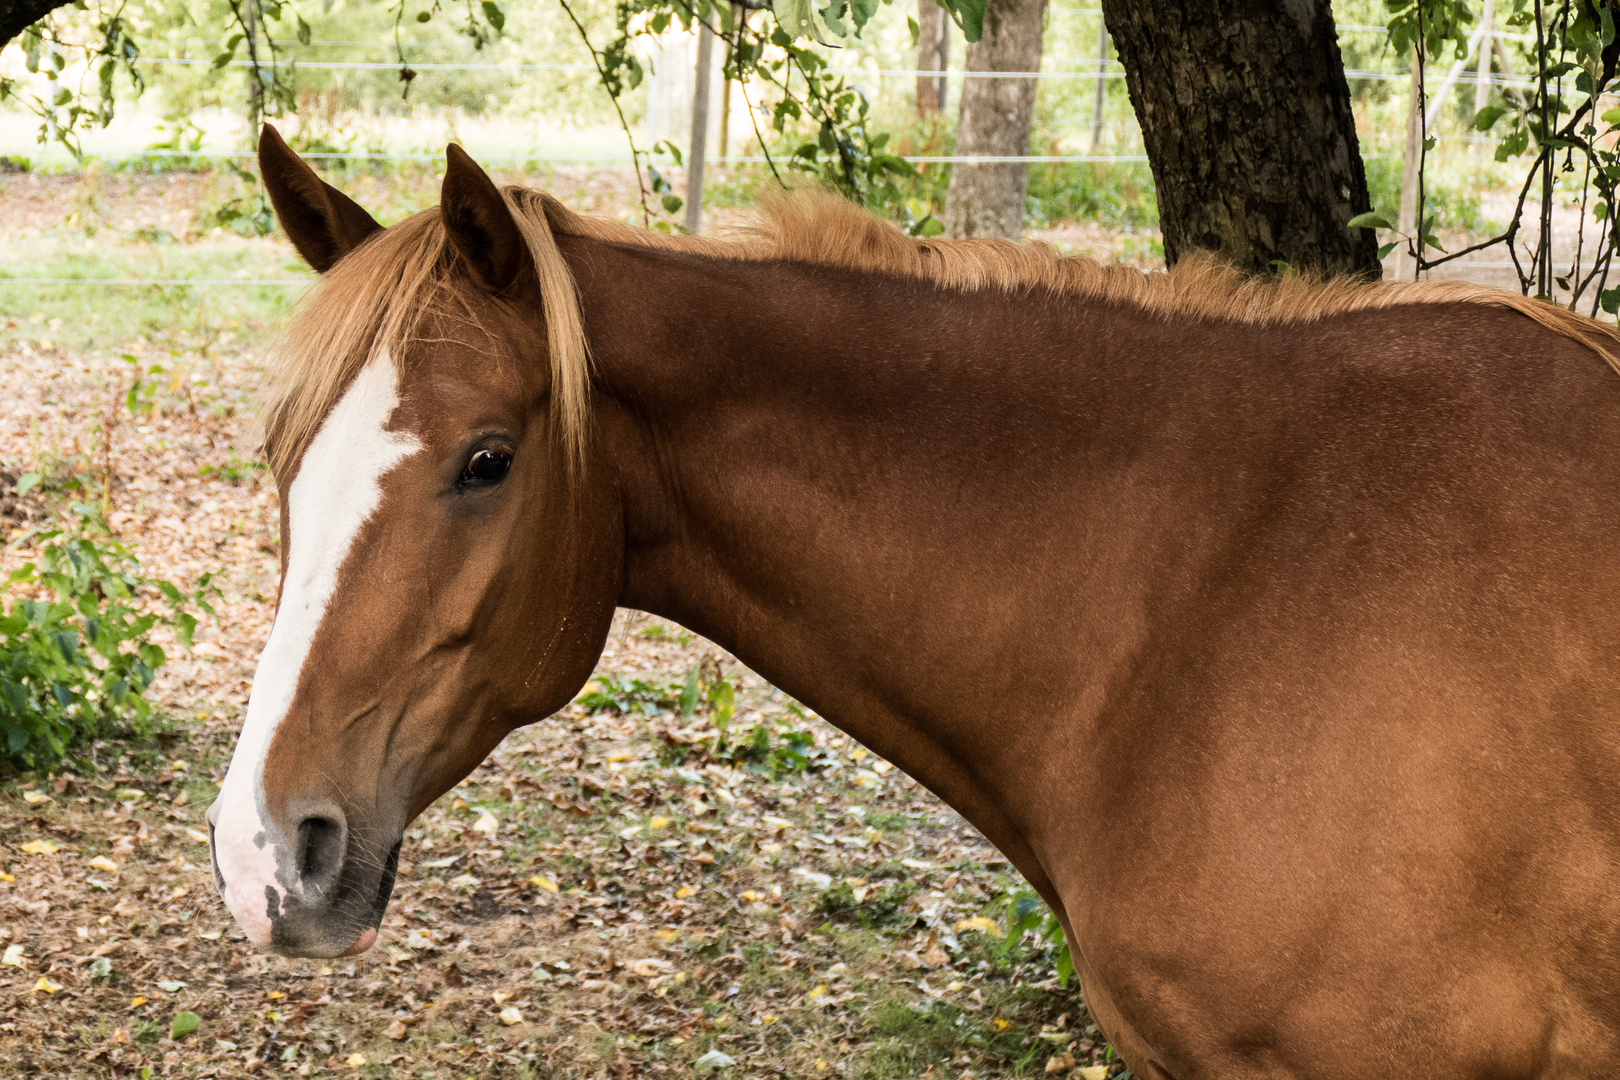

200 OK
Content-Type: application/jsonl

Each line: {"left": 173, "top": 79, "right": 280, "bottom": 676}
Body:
{"left": 207, "top": 128, "right": 619, "bottom": 957}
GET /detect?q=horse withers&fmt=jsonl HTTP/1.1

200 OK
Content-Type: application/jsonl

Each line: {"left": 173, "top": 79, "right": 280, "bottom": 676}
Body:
{"left": 210, "top": 126, "right": 1620, "bottom": 1078}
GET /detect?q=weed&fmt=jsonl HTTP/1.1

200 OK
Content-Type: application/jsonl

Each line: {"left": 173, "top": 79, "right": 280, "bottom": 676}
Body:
{"left": 816, "top": 879, "right": 917, "bottom": 927}
{"left": 575, "top": 674, "right": 677, "bottom": 717}
{"left": 0, "top": 509, "right": 216, "bottom": 770}
{"left": 198, "top": 451, "right": 269, "bottom": 485}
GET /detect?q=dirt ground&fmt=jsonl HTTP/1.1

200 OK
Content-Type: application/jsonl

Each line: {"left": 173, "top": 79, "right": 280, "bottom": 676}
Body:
{"left": 0, "top": 170, "right": 1114, "bottom": 1079}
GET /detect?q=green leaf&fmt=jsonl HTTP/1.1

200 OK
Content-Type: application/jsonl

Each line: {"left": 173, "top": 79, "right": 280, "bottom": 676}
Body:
{"left": 295, "top": 15, "right": 311, "bottom": 45}
{"left": 480, "top": 1, "right": 505, "bottom": 32}
{"left": 416, "top": 10, "right": 431, "bottom": 21}
{"left": 1602, "top": 287, "right": 1620, "bottom": 315}
{"left": 943, "top": 0, "right": 984, "bottom": 41}
{"left": 169, "top": 1011, "right": 199, "bottom": 1039}
{"left": 1377, "top": 241, "right": 1398, "bottom": 260}
{"left": 14, "top": 472, "right": 40, "bottom": 498}
{"left": 1347, "top": 211, "right": 1395, "bottom": 230}
{"left": 660, "top": 194, "right": 684, "bottom": 214}
{"left": 1604, "top": 5, "right": 1616, "bottom": 47}
{"left": 1473, "top": 105, "right": 1508, "bottom": 131}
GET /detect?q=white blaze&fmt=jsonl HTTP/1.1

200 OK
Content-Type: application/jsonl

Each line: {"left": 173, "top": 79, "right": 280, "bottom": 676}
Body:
{"left": 209, "top": 352, "right": 419, "bottom": 943}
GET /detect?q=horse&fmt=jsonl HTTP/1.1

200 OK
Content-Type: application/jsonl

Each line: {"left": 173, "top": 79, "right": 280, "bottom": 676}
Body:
{"left": 209, "top": 124, "right": 1620, "bottom": 1079}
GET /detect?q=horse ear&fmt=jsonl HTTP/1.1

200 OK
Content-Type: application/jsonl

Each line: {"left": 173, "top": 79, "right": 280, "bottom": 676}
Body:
{"left": 258, "top": 124, "right": 382, "bottom": 273}
{"left": 441, "top": 143, "right": 531, "bottom": 294}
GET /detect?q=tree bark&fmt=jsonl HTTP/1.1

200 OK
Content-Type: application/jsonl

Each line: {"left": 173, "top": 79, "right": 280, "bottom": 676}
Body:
{"left": 1100, "top": 0, "right": 1380, "bottom": 278}
{"left": 916, "top": 0, "right": 950, "bottom": 116}
{"left": 942, "top": 0, "right": 1047, "bottom": 239}
{"left": 0, "top": 0, "right": 68, "bottom": 50}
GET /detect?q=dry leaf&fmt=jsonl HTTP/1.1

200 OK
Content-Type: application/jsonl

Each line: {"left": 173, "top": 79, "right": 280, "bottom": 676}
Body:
{"left": 385, "top": 1019, "right": 408, "bottom": 1040}
{"left": 88, "top": 855, "right": 119, "bottom": 872}
{"left": 19, "top": 840, "right": 58, "bottom": 855}
{"left": 1044, "top": 1053, "right": 1075, "bottom": 1073}
{"left": 630, "top": 957, "right": 673, "bottom": 978}
{"left": 498, "top": 1006, "right": 524, "bottom": 1025}
{"left": 21, "top": 791, "right": 50, "bottom": 804}
{"left": 471, "top": 810, "right": 499, "bottom": 834}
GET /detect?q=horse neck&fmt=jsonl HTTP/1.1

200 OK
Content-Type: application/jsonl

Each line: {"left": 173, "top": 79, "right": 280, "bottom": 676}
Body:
{"left": 566, "top": 234, "right": 1202, "bottom": 867}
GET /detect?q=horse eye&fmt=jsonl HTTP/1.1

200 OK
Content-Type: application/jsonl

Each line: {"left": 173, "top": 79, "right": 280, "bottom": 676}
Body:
{"left": 461, "top": 448, "right": 513, "bottom": 484}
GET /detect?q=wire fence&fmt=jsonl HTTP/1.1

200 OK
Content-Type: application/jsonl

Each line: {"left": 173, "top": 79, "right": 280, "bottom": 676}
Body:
{"left": 0, "top": 19, "right": 1556, "bottom": 290}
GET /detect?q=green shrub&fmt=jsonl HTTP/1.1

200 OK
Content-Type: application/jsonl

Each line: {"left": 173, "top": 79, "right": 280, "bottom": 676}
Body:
{"left": 0, "top": 514, "right": 214, "bottom": 771}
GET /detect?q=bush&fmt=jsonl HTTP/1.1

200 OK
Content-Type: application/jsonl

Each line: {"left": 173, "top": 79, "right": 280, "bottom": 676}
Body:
{"left": 0, "top": 514, "right": 214, "bottom": 771}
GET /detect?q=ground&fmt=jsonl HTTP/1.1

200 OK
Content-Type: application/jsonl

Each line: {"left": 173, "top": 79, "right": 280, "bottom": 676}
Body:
{"left": 0, "top": 169, "right": 1123, "bottom": 1078}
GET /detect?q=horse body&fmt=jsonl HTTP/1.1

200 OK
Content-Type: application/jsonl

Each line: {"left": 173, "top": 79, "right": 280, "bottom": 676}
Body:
{"left": 208, "top": 128, "right": 1620, "bottom": 1077}
{"left": 580, "top": 241, "right": 1620, "bottom": 1077}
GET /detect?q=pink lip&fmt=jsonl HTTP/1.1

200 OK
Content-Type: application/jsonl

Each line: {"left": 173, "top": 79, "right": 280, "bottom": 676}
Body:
{"left": 339, "top": 928, "right": 378, "bottom": 956}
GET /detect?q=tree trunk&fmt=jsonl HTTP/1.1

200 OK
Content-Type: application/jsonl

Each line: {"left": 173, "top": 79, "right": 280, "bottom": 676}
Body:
{"left": 916, "top": 0, "right": 950, "bottom": 116}
{"left": 1100, "top": 0, "right": 1380, "bottom": 278}
{"left": 0, "top": 0, "right": 68, "bottom": 50}
{"left": 942, "top": 0, "right": 1047, "bottom": 239}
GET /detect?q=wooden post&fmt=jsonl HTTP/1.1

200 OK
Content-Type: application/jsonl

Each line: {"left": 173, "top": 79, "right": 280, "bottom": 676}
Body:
{"left": 1089, "top": 17, "right": 1108, "bottom": 151}
{"left": 685, "top": 23, "right": 715, "bottom": 235}
{"left": 1476, "top": 0, "right": 1495, "bottom": 122}
{"left": 1395, "top": 48, "right": 1423, "bottom": 281}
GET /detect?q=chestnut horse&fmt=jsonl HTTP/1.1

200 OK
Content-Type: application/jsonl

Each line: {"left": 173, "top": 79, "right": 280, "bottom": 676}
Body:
{"left": 210, "top": 126, "right": 1620, "bottom": 1079}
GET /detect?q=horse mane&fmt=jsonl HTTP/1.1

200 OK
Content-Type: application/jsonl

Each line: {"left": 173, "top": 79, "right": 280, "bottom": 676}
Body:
{"left": 264, "top": 185, "right": 1620, "bottom": 476}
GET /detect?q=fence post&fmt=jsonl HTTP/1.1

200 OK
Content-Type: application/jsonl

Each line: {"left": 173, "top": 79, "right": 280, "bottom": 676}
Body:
{"left": 1395, "top": 54, "right": 1422, "bottom": 281}
{"left": 1475, "top": 0, "right": 1495, "bottom": 125}
{"left": 1089, "top": 17, "right": 1108, "bottom": 151}
{"left": 685, "top": 23, "right": 715, "bottom": 235}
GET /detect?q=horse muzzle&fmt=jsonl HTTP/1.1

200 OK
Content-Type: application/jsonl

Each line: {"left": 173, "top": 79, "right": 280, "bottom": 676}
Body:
{"left": 207, "top": 796, "right": 401, "bottom": 958}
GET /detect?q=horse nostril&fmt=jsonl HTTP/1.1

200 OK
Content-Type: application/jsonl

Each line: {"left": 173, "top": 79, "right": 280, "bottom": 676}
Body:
{"left": 297, "top": 816, "right": 345, "bottom": 888}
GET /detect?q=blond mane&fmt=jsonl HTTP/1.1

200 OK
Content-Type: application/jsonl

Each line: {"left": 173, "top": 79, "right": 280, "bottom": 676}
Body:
{"left": 264, "top": 186, "right": 1620, "bottom": 476}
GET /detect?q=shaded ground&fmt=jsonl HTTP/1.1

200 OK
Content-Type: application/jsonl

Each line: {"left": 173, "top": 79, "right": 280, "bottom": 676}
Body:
{"left": 0, "top": 168, "right": 1121, "bottom": 1078}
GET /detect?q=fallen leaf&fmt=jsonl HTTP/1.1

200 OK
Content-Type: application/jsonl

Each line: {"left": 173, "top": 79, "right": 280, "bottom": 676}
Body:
{"left": 21, "top": 790, "right": 49, "bottom": 804}
{"left": 956, "top": 916, "right": 1003, "bottom": 937}
{"left": 419, "top": 856, "right": 459, "bottom": 869}
{"left": 88, "top": 855, "right": 119, "bottom": 872}
{"left": 130, "top": 996, "right": 145, "bottom": 1008}
{"left": 491, "top": 990, "right": 511, "bottom": 1004}
{"left": 170, "top": 1011, "right": 200, "bottom": 1039}
{"left": 676, "top": 885, "right": 697, "bottom": 899}
{"left": 921, "top": 943, "right": 950, "bottom": 967}
{"left": 807, "top": 985, "right": 827, "bottom": 1000}
{"left": 1077, "top": 1069, "right": 1108, "bottom": 1080}
{"left": 498, "top": 1006, "right": 524, "bottom": 1025}
{"left": 155, "top": 980, "right": 186, "bottom": 992}
{"left": 266, "top": 990, "right": 285, "bottom": 1000}
{"left": 32, "top": 976, "right": 61, "bottom": 993}
{"left": 1, "top": 944, "right": 24, "bottom": 967}
{"left": 529, "top": 874, "right": 559, "bottom": 892}
{"left": 991, "top": 1018, "right": 1012, "bottom": 1031}
{"left": 385, "top": 1019, "right": 408, "bottom": 1040}
{"left": 693, "top": 1049, "right": 736, "bottom": 1073}
{"left": 471, "top": 810, "right": 499, "bottom": 834}
{"left": 184, "top": 828, "right": 209, "bottom": 844}
{"left": 1044, "top": 1053, "right": 1075, "bottom": 1073}
{"left": 345, "top": 1053, "right": 367, "bottom": 1067}
{"left": 19, "top": 840, "right": 58, "bottom": 855}
{"left": 649, "top": 816, "right": 670, "bottom": 829}
{"left": 630, "top": 957, "right": 673, "bottom": 978}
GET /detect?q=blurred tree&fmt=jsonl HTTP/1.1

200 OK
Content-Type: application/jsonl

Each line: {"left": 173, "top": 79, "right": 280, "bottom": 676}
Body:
{"left": 942, "top": 0, "right": 1046, "bottom": 238}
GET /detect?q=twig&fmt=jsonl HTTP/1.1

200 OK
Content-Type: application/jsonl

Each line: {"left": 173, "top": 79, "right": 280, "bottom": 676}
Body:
{"left": 555, "top": 0, "right": 653, "bottom": 227}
